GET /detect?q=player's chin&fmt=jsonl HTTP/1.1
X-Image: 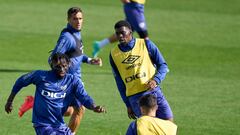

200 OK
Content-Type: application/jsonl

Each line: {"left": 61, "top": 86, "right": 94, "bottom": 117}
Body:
{"left": 58, "top": 72, "right": 66, "bottom": 78}
{"left": 119, "top": 40, "right": 126, "bottom": 44}
{"left": 75, "top": 26, "right": 81, "bottom": 31}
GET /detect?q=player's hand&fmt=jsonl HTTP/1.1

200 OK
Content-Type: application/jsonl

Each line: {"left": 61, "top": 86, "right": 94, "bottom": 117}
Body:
{"left": 146, "top": 79, "right": 157, "bottom": 90}
{"left": 5, "top": 101, "right": 13, "bottom": 114}
{"left": 127, "top": 107, "right": 137, "bottom": 119}
{"left": 93, "top": 105, "right": 106, "bottom": 113}
{"left": 90, "top": 58, "right": 102, "bottom": 66}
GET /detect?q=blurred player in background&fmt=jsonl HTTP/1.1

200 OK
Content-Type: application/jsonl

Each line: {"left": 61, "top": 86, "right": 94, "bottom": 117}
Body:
{"left": 19, "top": 7, "right": 102, "bottom": 134}
{"left": 126, "top": 94, "right": 177, "bottom": 135}
{"left": 5, "top": 53, "right": 106, "bottom": 135}
{"left": 92, "top": 0, "right": 148, "bottom": 57}
{"left": 110, "top": 20, "right": 173, "bottom": 121}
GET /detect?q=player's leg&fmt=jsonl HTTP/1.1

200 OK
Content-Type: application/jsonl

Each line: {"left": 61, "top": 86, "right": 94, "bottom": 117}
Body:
{"left": 64, "top": 97, "right": 85, "bottom": 134}
{"left": 124, "top": 3, "right": 148, "bottom": 39}
{"left": 64, "top": 106, "right": 74, "bottom": 116}
{"left": 92, "top": 34, "right": 117, "bottom": 58}
{"left": 128, "top": 94, "right": 142, "bottom": 118}
{"left": 68, "top": 106, "right": 85, "bottom": 134}
{"left": 153, "top": 90, "right": 174, "bottom": 121}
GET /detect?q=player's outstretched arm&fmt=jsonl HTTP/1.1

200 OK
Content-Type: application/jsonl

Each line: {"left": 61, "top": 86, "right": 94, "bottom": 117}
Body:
{"left": 5, "top": 92, "right": 17, "bottom": 114}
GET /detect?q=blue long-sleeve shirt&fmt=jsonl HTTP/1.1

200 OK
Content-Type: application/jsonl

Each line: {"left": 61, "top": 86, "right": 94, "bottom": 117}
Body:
{"left": 126, "top": 121, "right": 137, "bottom": 135}
{"left": 109, "top": 38, "right": 169, "bottom": 107}
{"left": 12, "top": 70, "right": 95, "bottom": 127}
{"left": 49, "top": 23, "right": 89, "bottom": 78}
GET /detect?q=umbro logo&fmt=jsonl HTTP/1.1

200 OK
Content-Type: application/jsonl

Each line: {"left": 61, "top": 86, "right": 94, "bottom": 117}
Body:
{"left": 60, "top": 85, "right": 67, "bottom": 91}
{"left": 44, "top": 83, "right": 50, "bottom": 87}
{"left": 122, "top": 55, "right": 140, "bottom": 64}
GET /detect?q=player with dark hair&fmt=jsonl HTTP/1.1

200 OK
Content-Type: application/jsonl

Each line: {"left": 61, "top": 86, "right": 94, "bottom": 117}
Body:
{"left": 5, "top": 53, "right": 106, "bottom": 135}
{"left": 126, "top": 94, "right": 177, "bottom": 135}
{"left": 92, "top": 0, "right": 149, "bottom": 57}
{"left": 110, "top": 20, "right": 173, "bottom": 121}
{"left": 18, "top": 7, "right": 102, "bottom": 134}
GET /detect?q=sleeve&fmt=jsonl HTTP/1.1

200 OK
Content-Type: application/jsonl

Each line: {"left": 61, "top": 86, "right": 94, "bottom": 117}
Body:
{"left": 145, "top": 39, "right": 169, "bottom": 84}
{"left": 81, "top": 54, "right": 90, "bottom": 63}
{"left": 126, "top": 121, "right": 137, "bottom": 135}
{"left": 109, "top": 54, "right": 131, "bottom": 107}
{"left": 12, "top": 71, "right": 38, "bottom": 94}
{"left": 73, "top": 77, "right": 95, "bottom": 109}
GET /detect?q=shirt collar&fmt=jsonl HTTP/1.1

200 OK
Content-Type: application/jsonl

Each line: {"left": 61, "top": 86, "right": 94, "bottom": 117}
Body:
{"left": 118, "top": 38, "right": 135, "bottom": 52}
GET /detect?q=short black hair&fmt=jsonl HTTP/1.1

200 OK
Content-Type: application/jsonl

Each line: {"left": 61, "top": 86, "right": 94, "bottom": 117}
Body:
{"left": 50, "top": 53, "right": 70, "bottom": 67}
{"left": 139, "top": 94, "right": 157, "bottom": 109}
{"left": 114, "top": 20, "right": 132, "bottom": 30}
{"left": 67, "top": 7, "right": 82, "bottom": 19}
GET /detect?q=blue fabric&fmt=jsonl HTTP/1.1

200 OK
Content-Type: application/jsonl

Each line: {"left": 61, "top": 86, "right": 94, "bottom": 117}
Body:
{"left": 34, "top": 124, "right": 73, "bottom": 135}
{"left": 49, "top": 23, "right": 90, "bottom": 108}
{"left": 128, "top": 87, "right": 173, "bottom": 119}
{"left": 110, "top": 38, "right": 172, "bottom": 119}
{"left": 12, "top": 70, "right": 94, "bottom": 126}
{"left": 126, "top": 121, "right": 137, "bottom": 135}
{"left": 49, "top": 23, "right": 89, "bottom": 78}
{"left": 124, "top": 2, "right": 147, "bottom": 33}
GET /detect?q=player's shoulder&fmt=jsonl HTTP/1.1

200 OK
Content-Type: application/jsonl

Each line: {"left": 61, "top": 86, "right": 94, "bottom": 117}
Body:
{"left": 33, "top": 70, "right": 51, "bottom": 78}
{"left": 60, "top": 31, "right": 74, "bottom": 41}
{"left": 22, "top": 70, "right": 47, "bottom": 80}
{"left": 34, "top": 70, "right": 48, "bottom": 74}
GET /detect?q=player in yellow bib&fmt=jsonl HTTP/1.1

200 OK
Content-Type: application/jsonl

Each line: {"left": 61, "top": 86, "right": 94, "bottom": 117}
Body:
{"left": 110, "top": 20, "right": 173, "bottom": 121}
{"left": 126, "top": 94, "right": 177, "bottom": 135}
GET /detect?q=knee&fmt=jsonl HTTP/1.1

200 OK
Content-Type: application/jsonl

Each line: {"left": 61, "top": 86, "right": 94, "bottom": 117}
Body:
{"left": 73, "top": 106, "right": 85, "bottom": 116}
{"left": 64, "top": 106, "right": 74, "bottom": 116}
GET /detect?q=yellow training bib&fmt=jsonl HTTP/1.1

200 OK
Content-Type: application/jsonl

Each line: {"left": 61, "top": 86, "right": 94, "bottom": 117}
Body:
{"left": 111, "top": 39, "right": 155, "bottom": 96}
{"left": 131, "top": 0, "right": 145, "bottom": 4}
{"left": 137, "top": 116, "right": 177, "bottom": 135}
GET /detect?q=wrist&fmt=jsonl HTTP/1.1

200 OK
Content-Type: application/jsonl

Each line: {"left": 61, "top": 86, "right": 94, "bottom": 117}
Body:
{"left": 87, "top": 58, "right": 93, "bottom": 64}
{"left": 90, "top": 104, "right": 96, "bottom": 110}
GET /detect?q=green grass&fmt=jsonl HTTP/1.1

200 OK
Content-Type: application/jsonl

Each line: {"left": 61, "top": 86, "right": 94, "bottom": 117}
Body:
{"left": 0, "top": 0, "right": 240, "bottom": 134}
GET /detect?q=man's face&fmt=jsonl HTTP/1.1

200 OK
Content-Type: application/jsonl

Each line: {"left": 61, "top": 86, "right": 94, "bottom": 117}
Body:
{"left": 115, "top": 26, "right": 132, "bottom": 44}
{"left": 51, "top": 59, "right": 69, "bottom": 78}
{"left": 68, "top": 12, "right": 83, "bottom": 31}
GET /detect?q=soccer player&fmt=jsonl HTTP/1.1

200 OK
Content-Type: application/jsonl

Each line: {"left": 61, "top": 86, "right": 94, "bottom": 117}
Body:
{"left": 92, "top": 0, "right": 148, "bottom": 57}
{"left": 110, "top": 20, "right": 173, "bottom": 121}
{"left": 126, "top": 94, "right": 177, "bottom": 135}
{"left": 5, "top": 53, "right": 106, "bottom": 135}
{"left": 19, "top": 7, "right": 102, "bottom": 134}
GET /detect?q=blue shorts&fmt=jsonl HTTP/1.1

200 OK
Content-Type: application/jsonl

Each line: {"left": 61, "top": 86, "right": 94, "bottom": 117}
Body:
{"left": 34, "top": 125, "right": 73, "bottom": 135}
{"left": 124, "top": 2, "right": 147, "bottom": 33}
{"left": 128, "top": 87, "right": 173, "bottom": 119}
